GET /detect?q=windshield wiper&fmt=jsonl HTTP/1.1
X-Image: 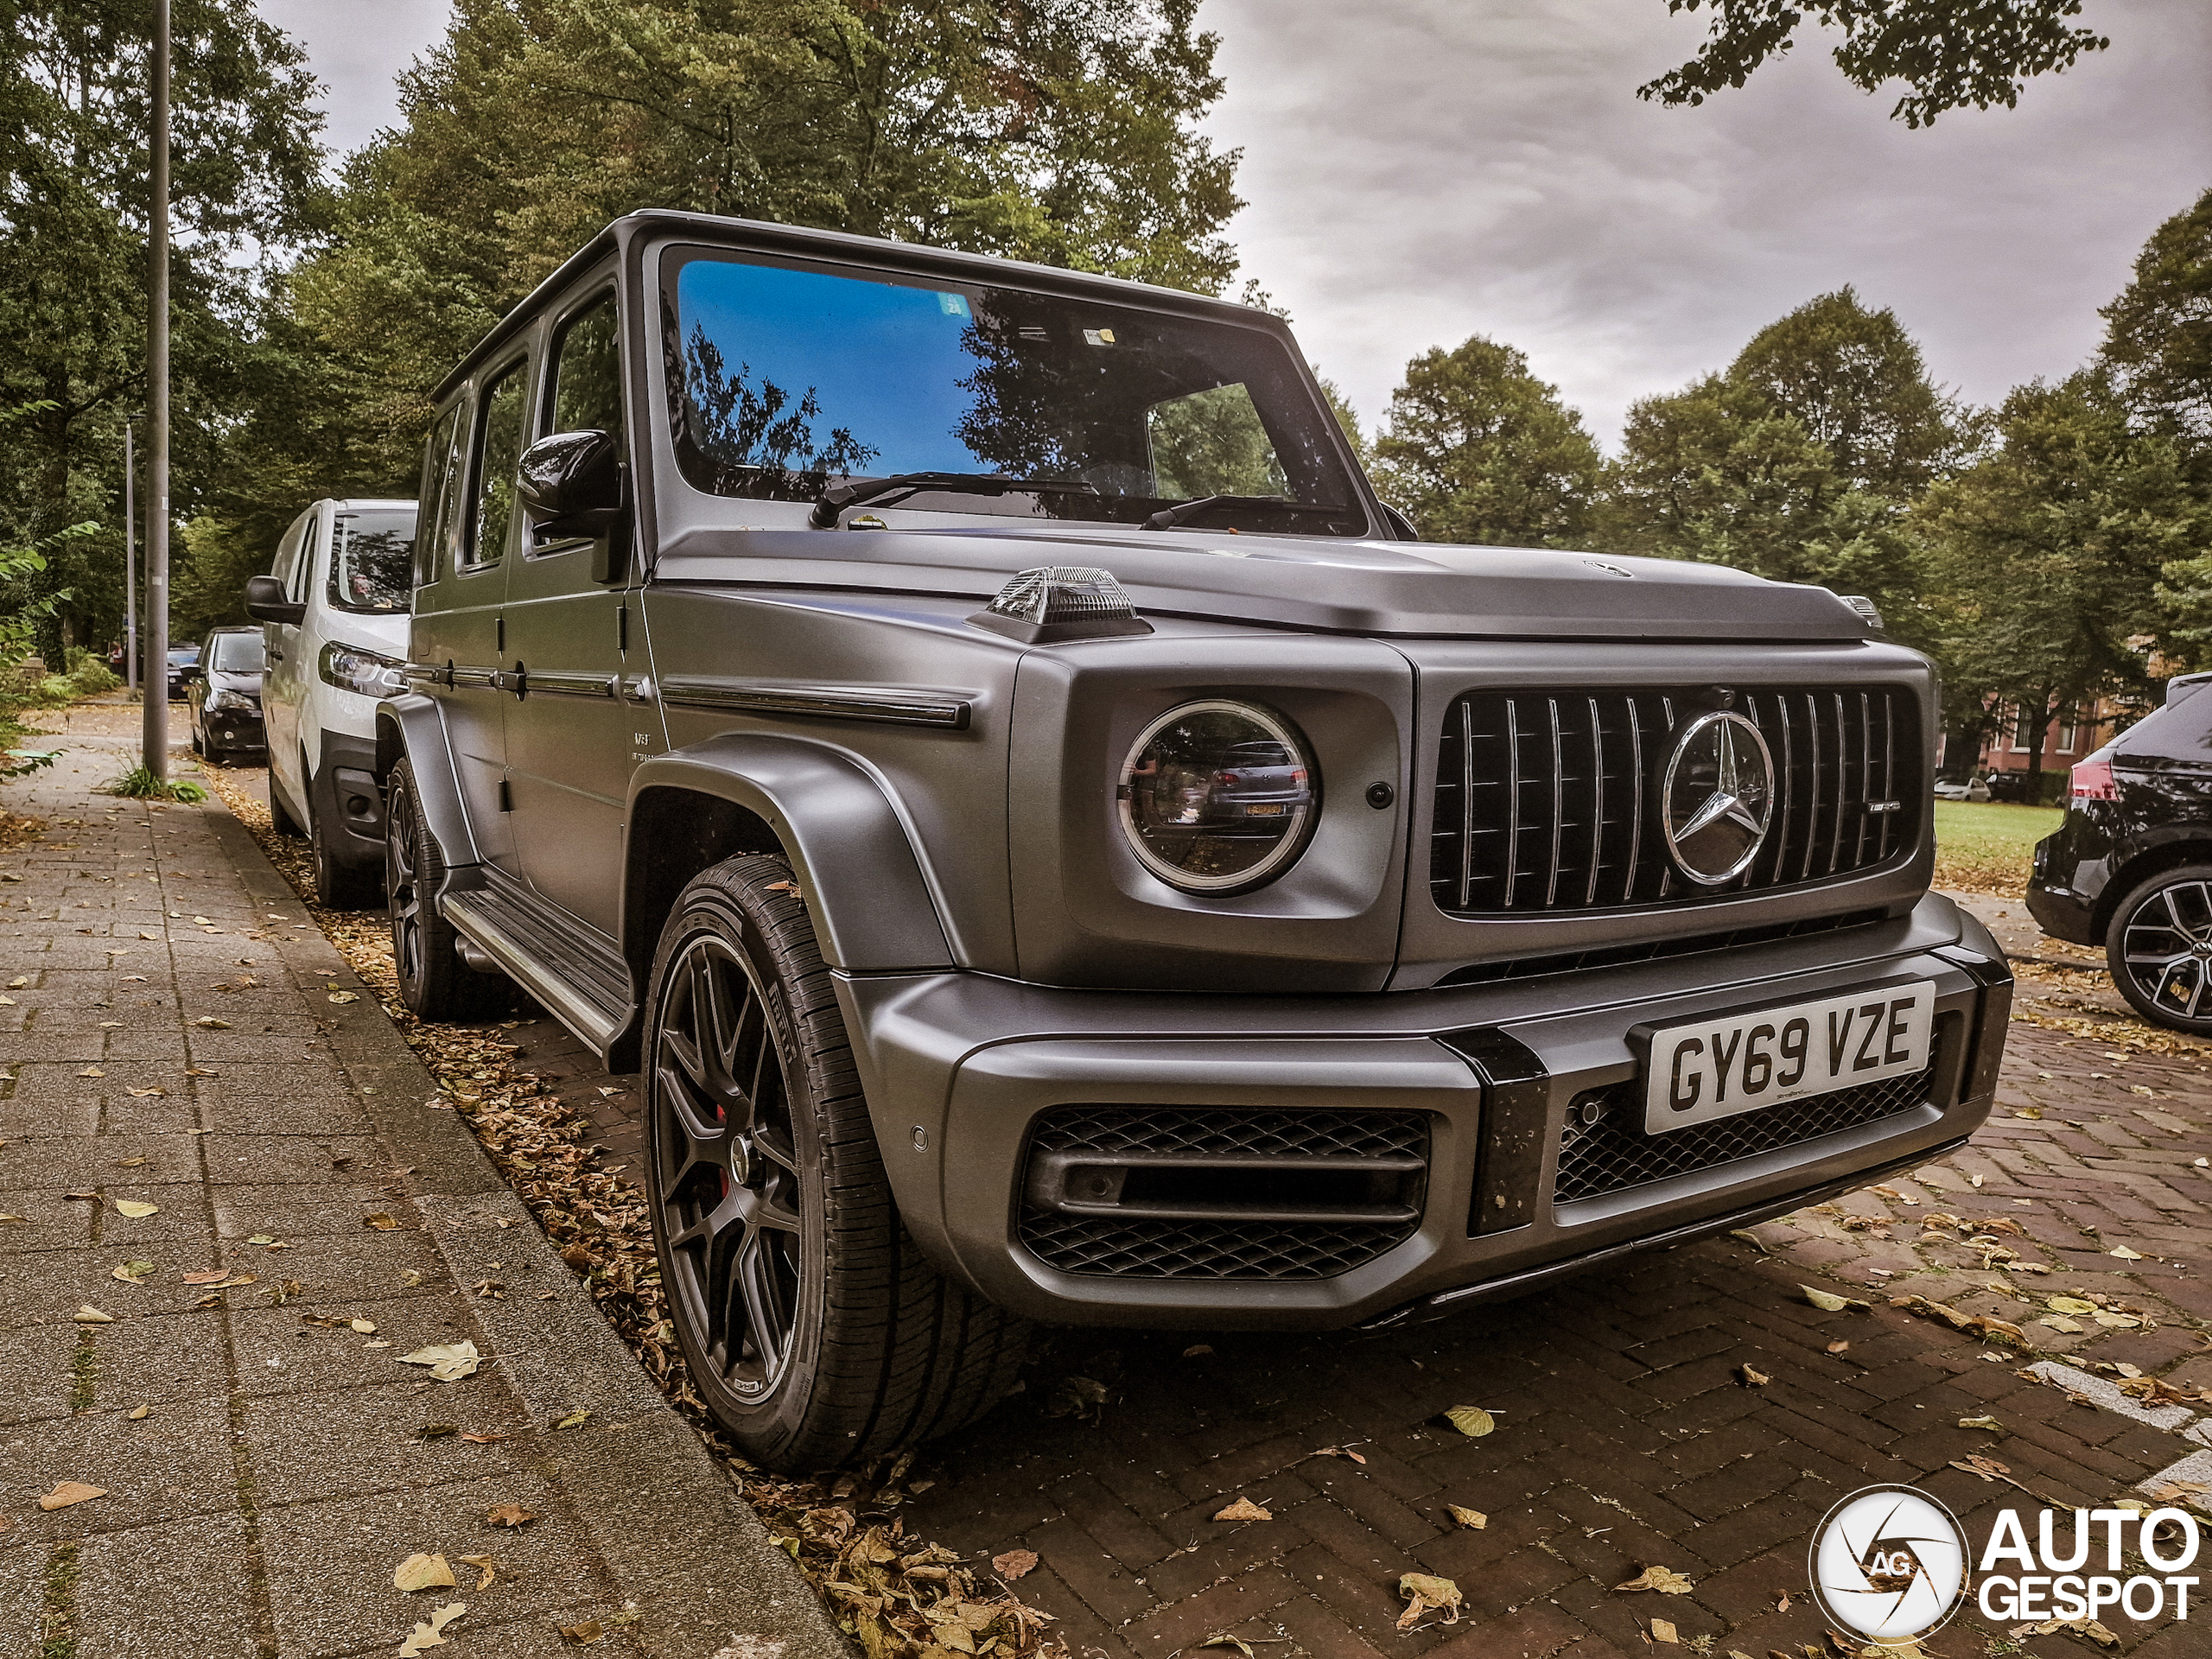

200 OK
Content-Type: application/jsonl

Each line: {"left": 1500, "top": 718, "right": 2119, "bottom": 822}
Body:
{"left": 1142, "top": 495, "right": 1358, "bottom": 531}
{"left": 810, "top": 472, "right": 1099, "bottom": 529}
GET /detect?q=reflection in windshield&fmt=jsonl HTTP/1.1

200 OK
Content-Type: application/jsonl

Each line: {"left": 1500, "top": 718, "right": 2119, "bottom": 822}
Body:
{"left": 331, "top": 510, "right": 416, "bottom": 613}
{"left": 664, "top": 253, "right": 1363, "bottom": 534}
{"left": 209, "top": 632, "right": 265, "bottom": 672}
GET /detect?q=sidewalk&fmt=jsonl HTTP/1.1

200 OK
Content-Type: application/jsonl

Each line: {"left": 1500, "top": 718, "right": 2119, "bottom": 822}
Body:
{"left": 0, "top": 716, "right": 842, "bottom": 1659}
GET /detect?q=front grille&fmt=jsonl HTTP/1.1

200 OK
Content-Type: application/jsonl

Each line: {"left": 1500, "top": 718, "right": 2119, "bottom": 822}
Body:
{"left": 1553, "top": 1069, "right": 1933, "bottom": 1204}
{"left": 1431, "top": 687, "right": 1916, "bottom": 916}
{"left": 1017, "top": 1106, "right": 1427, "bottom": 1280}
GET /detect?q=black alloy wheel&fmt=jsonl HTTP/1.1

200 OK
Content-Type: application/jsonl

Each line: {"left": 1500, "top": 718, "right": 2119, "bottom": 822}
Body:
{"left": 386, "top": 757, "right": 506, "bottom": 1021}
{"left": 643, "top": 855, "right": 1027, "bottom": 1471}
{"left": 2106, "top": 864, "right": 2212, "bottom": 1034}
{"left": 652, "top": 931, "right": 805, "bottom": 1402}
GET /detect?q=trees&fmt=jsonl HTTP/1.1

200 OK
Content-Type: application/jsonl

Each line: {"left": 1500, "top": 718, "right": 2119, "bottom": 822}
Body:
{"left": 1370, "top": 336, "right": 1604, "bottom": 546}
{"left": 1918, "top": 372, "right": 2207, "bottom": 780}
{"left": 2100, "top": 187, "right": 2212, "bottom": 468}
{"left": 0, "top": 0, "right": 323, "bottom": 658}
{"left": 1600, "top": 289, "right": 1967, "bottom": 641}
{"left": 1639, "top": 0, "right": 2110, "bottom": 127}
{"left": 279, "top": 0, "right": 1244, "bottom": 490}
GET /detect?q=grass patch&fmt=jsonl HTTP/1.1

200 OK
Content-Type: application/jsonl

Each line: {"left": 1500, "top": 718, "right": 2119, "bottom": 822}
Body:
{"left": 40, "top": 1542, "right": 78, "bottom": 1659}
{"left": 1932, "top": 799, "right": 2063, "bottom": 897}
{"left": 103, "top": 765, "right": 207, "bottom": 803}
{"left": 68, "top": 1330, "right": 94, "bottom": 1412}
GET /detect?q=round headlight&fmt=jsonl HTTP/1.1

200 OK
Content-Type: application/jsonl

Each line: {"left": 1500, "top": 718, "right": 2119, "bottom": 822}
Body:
{"left": 1117, "top": 700, "right": 1317, "bottom": 893}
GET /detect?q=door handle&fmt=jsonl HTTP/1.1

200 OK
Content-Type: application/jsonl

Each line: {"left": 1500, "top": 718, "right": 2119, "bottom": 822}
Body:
{"left": 268, "top": 648, "right": 283, "bottom": 661}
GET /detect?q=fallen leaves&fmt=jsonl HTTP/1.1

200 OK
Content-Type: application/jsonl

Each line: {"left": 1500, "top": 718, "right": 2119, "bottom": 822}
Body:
{"left": 111, "top": 1199, "right": 157, "bottom": 1218}
{"left": 1648, "top": 1617, "right": 1678, "bottom": 1643}
{"left": 109, "top": 1259, "right": 153, "bottom": 1284}
{"left": 397, "top": 1603, "right": 467, "bottom": 1657}
{"left": 37, "top": 1481, "right": 105, "bottom": 1511}
{"left": 191, "top": 1016, "right": 230, "bottom": 1030}
{"left": 2110, "top": 1245, "right": 2145, "bottom": 1261}
{"left": 72, "top": 1306, "right": 113, "bottom": 1324}
{"left": 554, "top": 1409, "right": 590, "bottom": 1430}
{"left": 457, "top": 1555, "right": 497, "bottom": 1592}
{"left": 363, "top": 1212, "right": 400, "bottom": 1230}
{"left": 1446, "top": 1504, "right": 1487, "bottom": 1529}
{"left": 485, "top": 1503, "right": 537, "bottom": 1529}
{"left": 1212, "top": 1497, "right": 1271, "bottom": 1522}
{"left": 991, "top": 1549, "right": 1037, "bottom": 1581}
{"left": 126, "top": 1404, "right": 149, "bottom": 1421}
{"left": 1736, "top": 1363, "right": 1770, "bottom": 1388}
{"left": 1395, "top": 1572, "right": 1462, "bottom": 1630}
{"left": 1800, "top": 1285, "right": 1871, "bottom": 1313}
{"left": 1443, "top": 1405, "right": 1495, "bottom": 1437}
{"left": 1890, "top": 1294, "right": 2024, "bottom": 1344}
{"left": 393, "top": 1553, "right": 458, "bottom": 1593}
{"left": 1959, "top": 1415, "right": 2006, "bottom": 1433}
{"left": 1615, "top": 1565, "right": 1695, "bottom": 1594}
{"left": 397, "top": 1341, "right": 481, "bottom": 1382}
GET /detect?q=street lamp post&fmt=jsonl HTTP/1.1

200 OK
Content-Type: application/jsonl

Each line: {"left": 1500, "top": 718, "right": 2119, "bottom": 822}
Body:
{"left": 122, "top": 419, "right": 136, "bottom": 693}
{"left": 140, "top": 0, "right": 169, "bottom": 779}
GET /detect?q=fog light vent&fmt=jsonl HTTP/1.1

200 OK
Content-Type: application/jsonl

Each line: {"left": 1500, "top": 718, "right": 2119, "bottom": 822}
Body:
{"left": 1017, "top": 1105, "right": 1427, "bottom": 1280}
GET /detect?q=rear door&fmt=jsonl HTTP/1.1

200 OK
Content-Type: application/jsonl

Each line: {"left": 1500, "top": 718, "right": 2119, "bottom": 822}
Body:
{"left": 410, "top": 352, "right": 533, "bottom": 876}
{"left": 502, "top": 283, "right": 642, "bottom": 936}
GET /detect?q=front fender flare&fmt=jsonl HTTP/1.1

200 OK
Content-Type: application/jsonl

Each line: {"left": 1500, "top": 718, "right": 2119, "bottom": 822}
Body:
{"left": 627, "top": 735, "right": 951, "bottom": 973}
{"left": 372, "top": 695, "right": 481, "bottom": 868}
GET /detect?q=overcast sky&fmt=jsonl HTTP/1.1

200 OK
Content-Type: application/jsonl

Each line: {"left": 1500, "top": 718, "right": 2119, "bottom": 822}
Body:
{"left": 260, "top": 0, "right": 2209, "bottom": 446}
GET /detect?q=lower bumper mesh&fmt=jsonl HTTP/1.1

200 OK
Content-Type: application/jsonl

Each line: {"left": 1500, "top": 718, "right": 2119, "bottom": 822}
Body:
{"left": 1016, "top": 1106, "right": 1428, "bottom": 1281}
{"left": 1554, "top": 1070, "right": 1934, "bottom": 1205}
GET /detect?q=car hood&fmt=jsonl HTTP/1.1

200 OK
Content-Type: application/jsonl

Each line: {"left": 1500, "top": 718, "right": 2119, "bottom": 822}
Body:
{"left": 209, "top": 671, "right": 263, "bottom": 696}
{"left": 652, "top": 523, "right": 1870, "bottom": 641}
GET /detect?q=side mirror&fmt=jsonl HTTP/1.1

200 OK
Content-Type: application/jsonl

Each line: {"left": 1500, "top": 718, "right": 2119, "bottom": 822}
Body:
{"left": 244, "top": 575, "right": 305, "bottom": 626}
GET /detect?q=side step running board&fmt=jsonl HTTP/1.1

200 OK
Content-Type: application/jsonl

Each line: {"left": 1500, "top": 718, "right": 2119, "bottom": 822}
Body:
{"left": 442, "top": 887, "right": 632, "bottom": 1058}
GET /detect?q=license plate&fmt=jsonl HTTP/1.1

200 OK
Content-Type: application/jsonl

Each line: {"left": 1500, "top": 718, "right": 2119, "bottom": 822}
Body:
{"left": 1242, "top": 803, "right": 1287, "bottom": 816}
{"left": 1643, "top": 982, "right": 1935, "bottom": 1133}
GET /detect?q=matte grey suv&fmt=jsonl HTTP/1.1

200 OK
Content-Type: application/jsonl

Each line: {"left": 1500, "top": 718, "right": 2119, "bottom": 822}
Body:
{"left": 377, "top": 210, "right": 2013, "bottom": 1471}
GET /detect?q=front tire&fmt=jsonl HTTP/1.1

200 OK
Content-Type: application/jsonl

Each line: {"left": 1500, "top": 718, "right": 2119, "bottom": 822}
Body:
{"left": 644, "top": 855, "right": 1026, "bottom": 1471}
{"left": 2106, "top": 864, "right": 2212, "bottom": 1034}
{"left": 387, "top": 757, "right": 508, "bottom": 1022}
{"left": 269, "top": 782, "right": 305, "bottom": 838}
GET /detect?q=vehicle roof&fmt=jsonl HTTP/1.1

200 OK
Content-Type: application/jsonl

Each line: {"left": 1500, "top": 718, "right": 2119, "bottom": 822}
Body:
{"left": 434, "top": 209, "right": 1292, "bottom": 403}
{"left": 206, "top": 624, "right": 259, "bottom": 634}
{"left": 325, "top": 499, "right": 417, "bottom": 513}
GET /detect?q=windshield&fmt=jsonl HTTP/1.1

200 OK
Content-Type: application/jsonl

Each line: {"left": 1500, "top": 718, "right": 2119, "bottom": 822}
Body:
{"left": 664, "top": 251, "right": 1368, "bottom": 535}
{"left": 329, "top": 509, "right": 416, "bottom": 613}
{"left": 209, "top": 632, "right": 264, "bottom": 672}
{"left": 168, "top": 645, "right": 199, "bottom": 664}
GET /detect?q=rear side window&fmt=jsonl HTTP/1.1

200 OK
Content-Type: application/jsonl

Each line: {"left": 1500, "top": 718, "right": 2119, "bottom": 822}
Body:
{"left": 550, "top": 293, "right": 624, "bottom": 448}
{"left": 467, "top": 360, "right": 530, "bottom": 569}
{"left": 328, "top": 508, "right": 417, "bottom": 613}
{"left": 416, "top": 404, "right": 462, "bottom": 587}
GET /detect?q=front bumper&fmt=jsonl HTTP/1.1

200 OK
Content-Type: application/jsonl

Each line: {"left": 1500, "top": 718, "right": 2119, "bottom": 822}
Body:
{"left": 837, "top": 893, "right": 2011, "bottom": 1330}
{"left": 202, "top": 709, "right": 265, "bottom": 754}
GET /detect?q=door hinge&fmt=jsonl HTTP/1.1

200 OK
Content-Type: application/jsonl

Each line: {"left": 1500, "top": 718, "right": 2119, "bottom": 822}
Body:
{"left": 498, "top": 779, "right": 512, "bottom": 812}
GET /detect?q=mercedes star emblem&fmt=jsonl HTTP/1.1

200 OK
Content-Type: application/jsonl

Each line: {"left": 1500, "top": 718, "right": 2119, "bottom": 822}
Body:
{"left": 1662, "top": 709, "right": 1775, "bottom": 885}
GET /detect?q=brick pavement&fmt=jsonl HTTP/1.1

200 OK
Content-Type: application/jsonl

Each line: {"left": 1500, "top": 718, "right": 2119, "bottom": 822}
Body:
{"left": 205, "top": 734, "right": 2212, "bottom": 1658}
{"left": 0, "top": 715, "right": 841, "bottom": 1659}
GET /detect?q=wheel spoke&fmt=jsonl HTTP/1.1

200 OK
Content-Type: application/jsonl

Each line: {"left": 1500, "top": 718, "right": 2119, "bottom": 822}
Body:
{"left": 649, "top": 921, "right": 809, "bottom": 1401}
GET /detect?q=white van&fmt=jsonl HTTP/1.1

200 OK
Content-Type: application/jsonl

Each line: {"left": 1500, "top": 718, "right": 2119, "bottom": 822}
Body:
{"left": 243, "top": 498, "right": 417, "bottom": 907}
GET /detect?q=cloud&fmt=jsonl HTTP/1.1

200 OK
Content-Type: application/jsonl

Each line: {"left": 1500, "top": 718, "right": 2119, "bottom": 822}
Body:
{"left": 1202, "top": 0, "right": 2212, "bottom": 443}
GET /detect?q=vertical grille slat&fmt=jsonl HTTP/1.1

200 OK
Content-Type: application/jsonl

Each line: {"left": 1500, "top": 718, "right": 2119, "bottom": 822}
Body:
{"left": 1429, "top": 683, "right": 1919, "bottom": 918}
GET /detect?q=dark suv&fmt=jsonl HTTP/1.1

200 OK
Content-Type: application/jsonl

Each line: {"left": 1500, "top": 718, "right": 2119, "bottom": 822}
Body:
{"left": 376, "top": 210, "right": 2013, "bottom": 1470}
{"left": 2029, "top": 676, "right": 2212, "bottom": 1030}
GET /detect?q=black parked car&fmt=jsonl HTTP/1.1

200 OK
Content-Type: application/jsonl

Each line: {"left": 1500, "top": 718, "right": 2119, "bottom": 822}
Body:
{"left": 163, "top": 643, "right": 201, "bottom": 701}
{"left": 187, "top": 626, "right": 267, "bottom": 765}
{"left": 2028, "top": 675, "right": 2212, "bottom": 1030}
